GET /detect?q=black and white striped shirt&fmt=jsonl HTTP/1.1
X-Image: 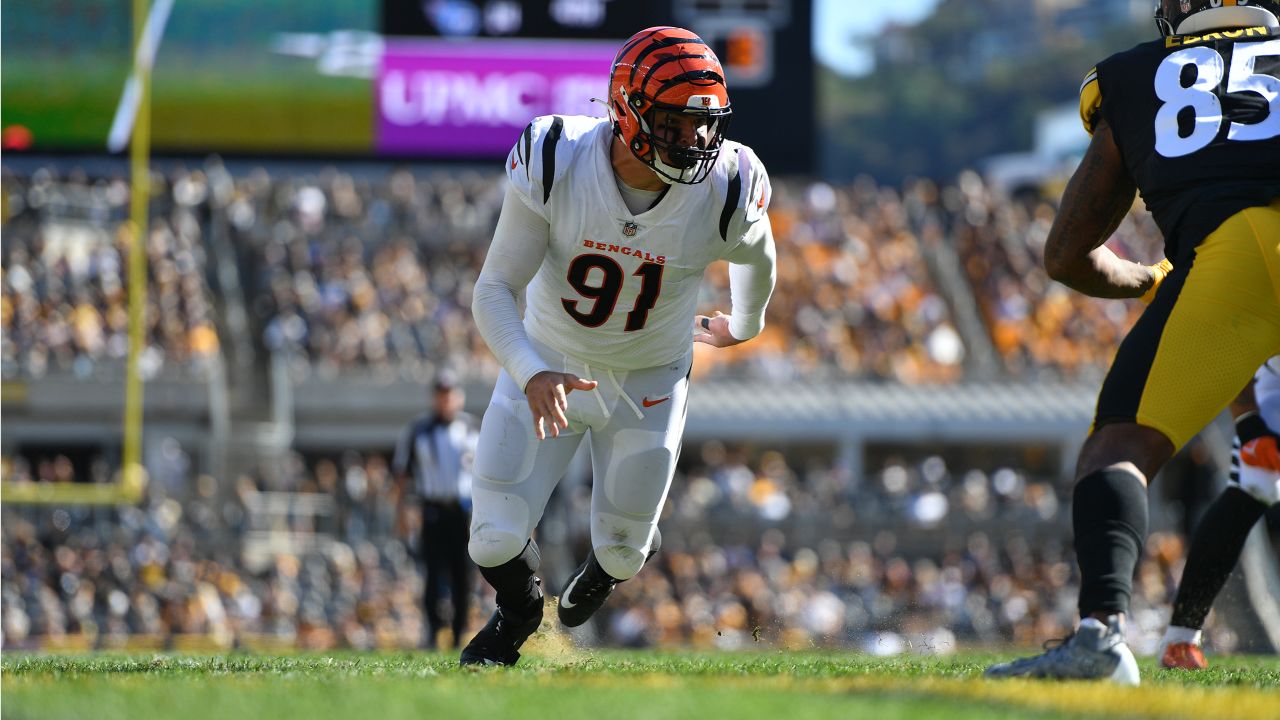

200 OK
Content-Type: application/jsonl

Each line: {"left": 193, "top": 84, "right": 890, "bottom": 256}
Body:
{"left": 392, "top": 412, "right": 479, "bottom": 502}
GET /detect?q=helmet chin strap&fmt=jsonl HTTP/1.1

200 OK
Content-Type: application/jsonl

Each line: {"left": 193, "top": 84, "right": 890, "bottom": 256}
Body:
{"left": 650, "top": 152, "right": 695, "bottom": 185}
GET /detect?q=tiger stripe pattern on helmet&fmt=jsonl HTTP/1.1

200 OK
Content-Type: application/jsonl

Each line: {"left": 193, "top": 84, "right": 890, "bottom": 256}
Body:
{"left": 607, "top": 26, "right": 732, "bottom": 185}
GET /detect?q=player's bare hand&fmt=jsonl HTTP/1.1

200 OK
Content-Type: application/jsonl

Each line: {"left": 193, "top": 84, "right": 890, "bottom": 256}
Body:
{"left": 524, "top": 371, "right": 597, "bottom": 440}
{"left": 693, "top": 311, "right": 745, "bottom": 348}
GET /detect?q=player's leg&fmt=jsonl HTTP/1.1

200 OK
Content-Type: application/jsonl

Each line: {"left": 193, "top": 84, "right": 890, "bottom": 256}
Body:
{"left": 1160, "top": 485, "right": 1264, "bottom": 669}
{"left": 1079, "top": 201, "right": 1280, "bottom": 620}
{"left": 462, "top": 369, "right": 586, "bottom": 665}
{"left": 447, "top": 504, "right": 475, "bottom": 650}
{"left": 1163, "top": 375, "right": 1280, "bottom": 669}
{"left": 557, "top": 356, "right": 689, "bottom": 627}
{"left": 988, "top": 203, "right": 1280, "bottom": 684}
{"left": 420, "top": 504, "right": 449, "bottom": 648}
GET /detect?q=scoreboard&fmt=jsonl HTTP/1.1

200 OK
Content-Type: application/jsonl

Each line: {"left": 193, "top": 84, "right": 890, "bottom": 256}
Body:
{"left": 0, "top": 0, "right": 812, "bottom": 172}
{"left": 382, "top": 0, "right": 659, "bottom": 39}
{"left": 379, "top": 0, "right": 814, "bottom": 173}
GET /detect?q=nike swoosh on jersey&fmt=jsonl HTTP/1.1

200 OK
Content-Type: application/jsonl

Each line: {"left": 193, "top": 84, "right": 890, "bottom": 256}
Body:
{"left": 641, "top": 396, "right": 671, "bottom": 408}
{"left": 560, "top": 569, "right": 586, "bottom": 608}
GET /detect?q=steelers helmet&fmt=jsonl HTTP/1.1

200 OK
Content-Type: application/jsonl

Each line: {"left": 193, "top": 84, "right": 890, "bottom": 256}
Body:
{"left": 1155, "top": 0, "right": 1280, "bottom": 37}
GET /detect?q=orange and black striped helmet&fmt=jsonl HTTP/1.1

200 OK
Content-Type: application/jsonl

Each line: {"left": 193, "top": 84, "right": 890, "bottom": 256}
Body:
{"left": 1155, "top": 0, "right": 1279, "bottom": 36}
{"left": 607, "top": 26, "right": 732, "bottom": 185}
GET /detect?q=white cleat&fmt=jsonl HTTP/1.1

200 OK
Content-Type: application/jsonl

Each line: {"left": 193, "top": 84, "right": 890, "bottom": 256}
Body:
{"left": 984, "top": 616, "right": 1140, "bottom": 686}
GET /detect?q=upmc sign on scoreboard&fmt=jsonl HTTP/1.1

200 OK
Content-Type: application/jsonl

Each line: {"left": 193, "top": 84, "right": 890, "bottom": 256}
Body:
{"left": 376, "top": 40, "right": 614, "bottom": 156}
{"left": 377, "top": 0, "right": 653, "bottom": 158}
{"left": 378, "top": 0, "right": 813, "bottom": 174}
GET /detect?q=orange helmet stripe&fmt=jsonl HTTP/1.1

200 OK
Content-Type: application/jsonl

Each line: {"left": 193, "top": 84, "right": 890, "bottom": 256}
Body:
{"left": 608, "top": 26, "right": 732, "bottom": 184}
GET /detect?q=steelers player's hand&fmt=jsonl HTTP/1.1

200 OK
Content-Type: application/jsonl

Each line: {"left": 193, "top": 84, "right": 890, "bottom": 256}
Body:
{"left": 693, "top": 311, "right": 747, "bottom": 348}
{"left": 1139, "top": 258, "right": 1173, "bottom": 304}
{"left": 524, "top": 371, "right": 597, "bottom": 440}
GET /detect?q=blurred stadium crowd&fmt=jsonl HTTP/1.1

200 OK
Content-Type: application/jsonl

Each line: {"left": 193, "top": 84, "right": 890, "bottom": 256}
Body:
{"left": 2, "top": 445, "right": 1218, "bottom": 656}
{"left": 3, "top": 163, "right": 1163, "bottom": 382}
{"left": 2, "top": 168, "right": 220, "bottom": 380}
{"left": 2, "top": 162, "right": 1189, "bottom": 654}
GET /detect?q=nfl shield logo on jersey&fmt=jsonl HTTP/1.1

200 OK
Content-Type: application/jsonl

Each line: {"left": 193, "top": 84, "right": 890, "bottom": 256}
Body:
{"left": 622, "top": 221, "right": 639, "bottom": 237}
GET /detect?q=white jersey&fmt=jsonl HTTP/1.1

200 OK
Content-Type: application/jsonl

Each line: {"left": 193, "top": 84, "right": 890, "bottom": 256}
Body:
{"left": 502, "top": 115, "right": 773, "bottom": 373}
{"left": 1256, "top": 355, "right": 1280, "bottom": 430}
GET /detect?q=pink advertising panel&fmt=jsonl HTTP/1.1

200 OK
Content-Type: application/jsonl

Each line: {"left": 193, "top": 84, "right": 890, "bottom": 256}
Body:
{"left": 377, "top": 39, "right": 616, "bottom": 156}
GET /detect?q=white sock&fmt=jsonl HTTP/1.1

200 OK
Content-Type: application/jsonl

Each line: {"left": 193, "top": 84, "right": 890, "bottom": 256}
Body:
{"left": 1079, "top": 617, "right": 1107, "bottom": 632}
{"left": 1080, "top": 615, "right": 1123, "bottom": 633}
{"left": 1163, "top": 625, "right": 1202, "bottom": 646}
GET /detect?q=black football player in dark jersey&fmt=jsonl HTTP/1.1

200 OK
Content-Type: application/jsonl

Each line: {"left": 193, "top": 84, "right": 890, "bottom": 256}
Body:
{"left": 1157, "top": 359, "right": 1280, "bottom": 671}
{"left": 987, "top": 0, "right": 1280, "bottom": 685}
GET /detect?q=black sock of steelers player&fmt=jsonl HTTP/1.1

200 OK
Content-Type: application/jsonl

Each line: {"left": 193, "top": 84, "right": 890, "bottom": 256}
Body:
{"left": 478, "top": 539, "right": 543, "bottom": 616}
{"left": 1073, "top": 468, "right": 1149, "bottom": 618}
{"left": 1169, "top": 486, "right": 1267, "bottom": 630}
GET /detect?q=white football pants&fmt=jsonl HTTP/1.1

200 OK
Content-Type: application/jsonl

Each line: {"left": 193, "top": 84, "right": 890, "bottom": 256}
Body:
{"left": 468, "top": 339, "right": 690, "bottom": 581}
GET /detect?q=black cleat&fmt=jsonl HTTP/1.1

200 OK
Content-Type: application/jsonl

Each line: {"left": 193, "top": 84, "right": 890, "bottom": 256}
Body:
{"left": 557, "top": 552, "right": 620, "bottom": 628}
{"left": 459, "top": 595, "right": 543, "bottom": 667}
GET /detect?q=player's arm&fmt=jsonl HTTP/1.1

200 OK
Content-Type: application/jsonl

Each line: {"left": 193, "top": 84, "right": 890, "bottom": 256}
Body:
{"left": 696, "top": 213, "right": 777, "bottom": 348}
{"left": 1254, "top": 362, "right": 1280, "bottom": 432}
{"left": 472, "top": 185, "right": 556, "bottom": 387}
{"left": 1230, "top": 378, "right": 1260, "bottom": 419}
{"left": 1048, "top": 65, "right": 1169, "bottom": 300}
{"left": 391, "top": 423, "right": 415, "bottom": 537}
{"left": 1042, "top": 117, "right": 1163, "bottom": 299}
{"left": 471, "top": 186, "right": 596, "bottom": 440}
{"left": 697, "top": 149, "right": 776, "bottom": 348}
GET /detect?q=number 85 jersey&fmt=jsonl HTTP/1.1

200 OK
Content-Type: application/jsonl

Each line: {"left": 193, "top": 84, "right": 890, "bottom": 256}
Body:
{"left": 502, "top": 114, "right": 772, "bottom": 373}
{"left": 1079, "top": 26, "right": 1280, "bottom": 263}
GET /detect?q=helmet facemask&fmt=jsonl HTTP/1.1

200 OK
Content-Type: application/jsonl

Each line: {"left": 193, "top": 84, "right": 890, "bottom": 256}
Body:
{"left": 1154, "top": 1, "right": 1175, "bottom": 37}
{"left": 625, "top": 99, "right": 731, "bottom": 185}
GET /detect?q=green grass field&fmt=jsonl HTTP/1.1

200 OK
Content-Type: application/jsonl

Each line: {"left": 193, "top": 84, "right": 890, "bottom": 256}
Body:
{"left": 4, "top": 640, "right": 1279, "bottom": 720}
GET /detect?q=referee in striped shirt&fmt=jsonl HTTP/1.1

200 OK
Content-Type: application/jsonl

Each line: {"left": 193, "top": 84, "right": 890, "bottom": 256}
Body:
{"left": 394, "top": 370, "right": 479, "bottom": 650}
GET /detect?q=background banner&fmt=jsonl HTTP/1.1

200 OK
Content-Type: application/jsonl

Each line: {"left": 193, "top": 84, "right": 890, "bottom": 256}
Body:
{"left": 376, "top": 39, "right": 615, "bottom": 156}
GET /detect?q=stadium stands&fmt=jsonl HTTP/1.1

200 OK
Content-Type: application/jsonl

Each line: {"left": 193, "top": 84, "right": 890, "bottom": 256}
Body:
{"left": 0, "top": 445, "right": 1222, "bottom": 656}
{"left": 4, "top": 163, "right": 1168, "bottom": 383}
{"left": 2, "top": 169, "right": 220, "bottom": 380}
{"left": 0, "top": 161, "right": 1251, "bottom": 655}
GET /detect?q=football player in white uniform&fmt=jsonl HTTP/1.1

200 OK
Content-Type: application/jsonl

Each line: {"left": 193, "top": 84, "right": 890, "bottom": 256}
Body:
{"left": 460, "top": 26, "right": 777, "bottom": 666}
{"left": 1159, "top": 356, "right": 1280, "bottom": 669}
